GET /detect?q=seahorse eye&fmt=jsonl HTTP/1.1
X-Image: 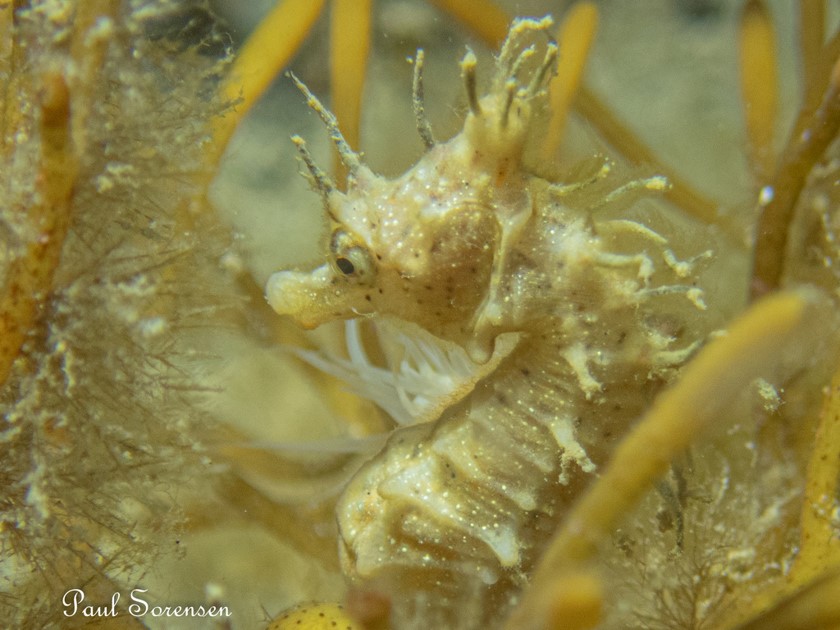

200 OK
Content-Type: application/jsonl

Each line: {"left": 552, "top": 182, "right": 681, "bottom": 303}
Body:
{"left": 330, "top": 229, "right": 376, "bottom": 281}
{"left": 335, "top": 256, "right": 356, "bottom": 275}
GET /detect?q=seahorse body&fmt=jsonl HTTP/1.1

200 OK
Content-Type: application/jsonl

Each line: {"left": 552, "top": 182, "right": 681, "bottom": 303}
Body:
{"left": 267, "top": 18, "right": 708, "bottom": 629}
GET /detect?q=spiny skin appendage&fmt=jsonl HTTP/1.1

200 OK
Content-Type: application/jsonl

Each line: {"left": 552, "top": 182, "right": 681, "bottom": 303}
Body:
{"left": 266, "top": 17, "right": 708, "bottom": 629}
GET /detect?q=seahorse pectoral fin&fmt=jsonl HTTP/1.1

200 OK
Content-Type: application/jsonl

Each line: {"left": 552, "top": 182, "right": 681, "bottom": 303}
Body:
{"left": 266, "top": 264, "right": 372, "bottom": 328}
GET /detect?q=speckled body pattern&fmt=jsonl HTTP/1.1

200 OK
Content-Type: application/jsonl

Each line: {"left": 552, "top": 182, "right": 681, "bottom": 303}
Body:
{"left": 267, "top": 19, "right": 708, "bottom": 629}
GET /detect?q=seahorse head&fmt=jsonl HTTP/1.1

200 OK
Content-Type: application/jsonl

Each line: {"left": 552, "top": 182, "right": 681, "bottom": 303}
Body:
{"left": 266, "top": 18, "right": 556, "bottom": 351}
{"left": 265, "top": 151, "right": 501, "bottom": 346}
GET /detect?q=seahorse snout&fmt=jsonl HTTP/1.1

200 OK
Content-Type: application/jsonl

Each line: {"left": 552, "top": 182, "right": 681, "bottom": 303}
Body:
{"left": 266, "top": 265, "right": 372, "bottom": 329}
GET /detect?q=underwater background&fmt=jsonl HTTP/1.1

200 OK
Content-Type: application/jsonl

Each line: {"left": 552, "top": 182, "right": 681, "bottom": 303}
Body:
{"left": 2, "top": 0, "right": 839, "bottom": 628}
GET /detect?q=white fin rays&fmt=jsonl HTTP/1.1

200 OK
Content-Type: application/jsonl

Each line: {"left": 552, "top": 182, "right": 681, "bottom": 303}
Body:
{"left": 288, "top": 320, "right": 517, "bottom": 428}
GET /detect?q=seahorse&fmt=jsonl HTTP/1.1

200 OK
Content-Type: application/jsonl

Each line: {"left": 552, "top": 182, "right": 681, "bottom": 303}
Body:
{"left": 266, "top": 17, "right": 712, "bottom": 629}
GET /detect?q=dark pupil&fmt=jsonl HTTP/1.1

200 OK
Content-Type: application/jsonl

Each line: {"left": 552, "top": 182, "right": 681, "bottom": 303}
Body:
{"left": 336, "top": 257, "right": 355, "bottom": 275}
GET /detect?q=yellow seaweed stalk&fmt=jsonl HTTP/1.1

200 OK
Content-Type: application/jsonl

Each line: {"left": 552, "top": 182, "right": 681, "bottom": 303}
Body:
{"left": 748, "top": 2, "right": 840, "bottom": 297}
